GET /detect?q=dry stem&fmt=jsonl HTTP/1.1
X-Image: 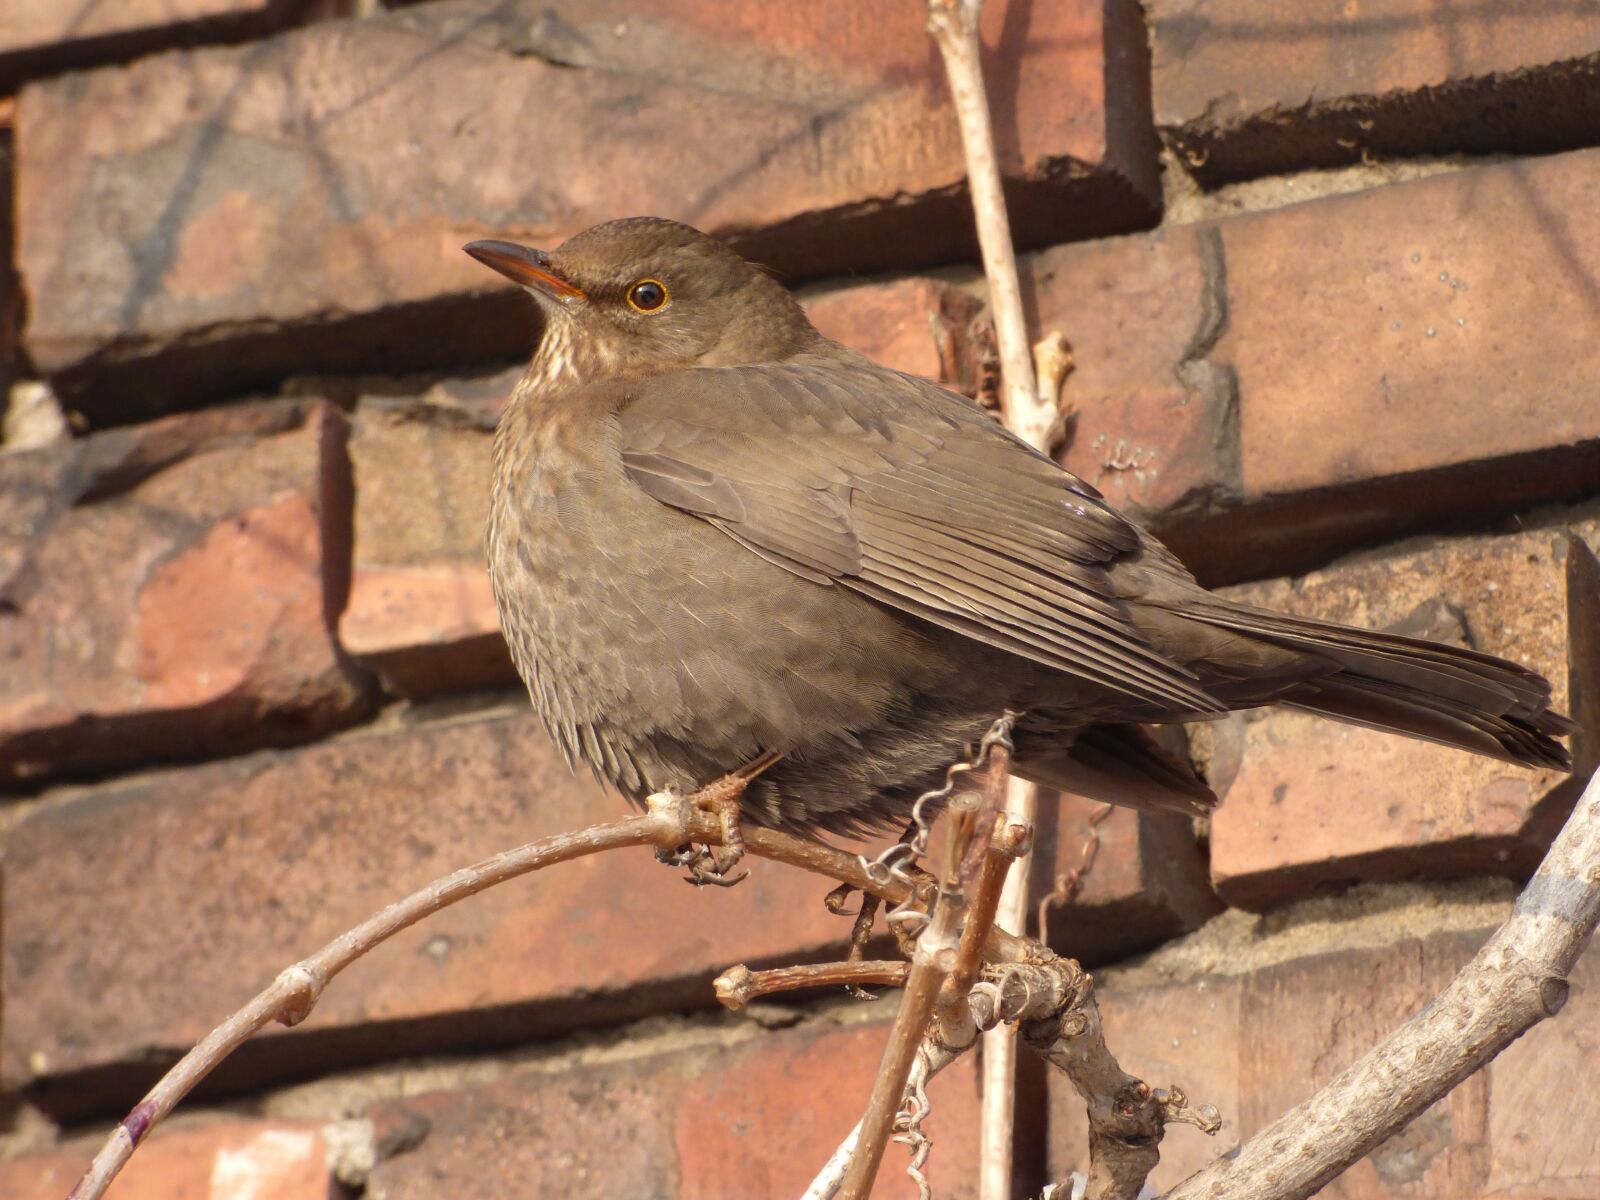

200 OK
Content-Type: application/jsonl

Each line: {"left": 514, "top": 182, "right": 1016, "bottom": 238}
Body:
{"left": 1165, "top": 765, "right": 1600, "bottom": 1200}
{"left": 809, "top": 956, "right": 1091, "bottom": 1200}
{"left": 925, "top": 0, "right": 1040, "bottom": 431}
{"left": 66, "top": 801, "right": 692, "bottom": 1200}
{"left": 839, "top": 736, "right": 1014, "bottom": 1199}
{"left": 715, "top": 961, "right": 911, "bottom": 1010}
{"left": 1028, "top": 978, "right": 1220, "bottom": 1200}
{"left": 926, "top": 0, "right": 1082, "bottom": 1174}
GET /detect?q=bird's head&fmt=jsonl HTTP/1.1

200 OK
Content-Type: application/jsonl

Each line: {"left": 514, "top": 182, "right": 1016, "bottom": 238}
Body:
{"left": 465, "top": 217, "right": 818, "bottom": 391}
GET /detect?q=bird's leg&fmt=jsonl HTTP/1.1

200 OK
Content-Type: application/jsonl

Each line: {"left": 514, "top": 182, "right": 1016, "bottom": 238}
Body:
{"left": 675, "top": 749, "right": 784, "bottom": 888}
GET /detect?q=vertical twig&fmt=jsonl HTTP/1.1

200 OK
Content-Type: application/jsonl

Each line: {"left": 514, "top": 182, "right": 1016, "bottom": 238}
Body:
{"left": 838, "top": 938, "right": 958, "bottom": 1199}
{"left": 925, "top": 0, "right": 1040, "bottom": 427}
{"left": 839, "top": 734, "right": 1014, "bottom": 1198}
{"left": 924, "top": 6, "right": 1054, "bottom": 1196}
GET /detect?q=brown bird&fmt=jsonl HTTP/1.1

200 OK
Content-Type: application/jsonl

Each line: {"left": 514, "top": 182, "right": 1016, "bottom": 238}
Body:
{"left": 465, "top": 217, "right": 1570, "bottom": 860}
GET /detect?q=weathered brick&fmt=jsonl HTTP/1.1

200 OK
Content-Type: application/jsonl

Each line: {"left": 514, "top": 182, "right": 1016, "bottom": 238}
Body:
{"left": 0, "top": 1119, "right": 332, "bottom": 1200}
{"left": 1208, "top": 516, "right": 1598, "bottom": 909}
{"left": 1036, "top": 793, "right": 1222, "bottom": 965}
{"left": 1011, "top": 148, "right": 1600, "bottom": 588}
{"left": 805, "top": 276, "right": 984, "bottom": 392}
{"left": 1023, "top": 224, "right": 1234, "bottom": 533}
{"left": 364, "top": 1018, "right": 980, "bottom": 1199}
{"left": 1018, "top": 149, "right": 1600, "bottom": 584}
{"left": 339, "top": 399, "right": 511, "bottom": 697}
{"left": 1224, "top": 150, "right": 1600, "bottom": 507}
{"left": 0, "top": 0, "right": 307, "bottom": 93}
{"left": 4, "top": 702, "right": 1187, "bottom": 1118}
{"left": 17, "top": 0, "right": 1158, "bottom": 421}
{"left": 0, "top": 400, "right": 371, "bottom": 787}
{"left": 3, "top": 707, "right": 891, "bottom": 1111}
{"left": 1150, "top": 0, "right": 1600, "bottom": 185}
{"left": 1051, "top": 891, "right": 1600, "bottom": 1198}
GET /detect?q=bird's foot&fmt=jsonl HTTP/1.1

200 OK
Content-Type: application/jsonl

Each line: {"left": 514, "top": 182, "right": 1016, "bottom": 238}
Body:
{"left": 664, "top": 751, "right": 784, "bottom": 889}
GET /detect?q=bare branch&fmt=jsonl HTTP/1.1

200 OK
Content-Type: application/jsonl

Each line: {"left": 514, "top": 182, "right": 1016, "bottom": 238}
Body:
{"left": 66, "top": 774, "right": 1039, "bottom": 1200}
{"left": 924, "top": 0, "right": 1040, "bottom": 429}
{"left": 67, "top": 798, "right": 697, "bottom": 1200}
{"left": 837, "top": 922, "right": 958, "bottom": 1200}
{"left": 1027, "top": 978, "right": 1220, "bottom": 1200}
{"left": 978, "top": 334, "right": 1079, "bottom": 1199}
{"left": 1165, "top": 766, "right": 1600, "bottom": 1200}
{"left": 942, "top": 817, "right": 1031, "bottom": 1015}
{"left": 715, "top": 961, "right": 912, "bottom": 1010}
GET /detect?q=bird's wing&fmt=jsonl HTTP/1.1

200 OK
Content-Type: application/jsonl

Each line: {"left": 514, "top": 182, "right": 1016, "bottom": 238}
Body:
{"left": 616, "top": 359, "right": 1218, "bottom": 712}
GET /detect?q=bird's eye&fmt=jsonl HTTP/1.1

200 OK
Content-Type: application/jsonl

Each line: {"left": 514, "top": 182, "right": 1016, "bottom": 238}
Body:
{"left": 627, "top": 278, "right": 669, "bottom": 313}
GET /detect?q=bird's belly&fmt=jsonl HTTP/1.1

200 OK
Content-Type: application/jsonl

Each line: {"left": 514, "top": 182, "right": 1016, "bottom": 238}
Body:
{"left": 489, "top": 473, "right": 939, "bottom": 798}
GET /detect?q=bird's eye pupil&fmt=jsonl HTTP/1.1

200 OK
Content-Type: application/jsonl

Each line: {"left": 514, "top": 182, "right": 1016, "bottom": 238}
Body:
{"left": 628, "top": 279, "right": 668, "bottom": 312}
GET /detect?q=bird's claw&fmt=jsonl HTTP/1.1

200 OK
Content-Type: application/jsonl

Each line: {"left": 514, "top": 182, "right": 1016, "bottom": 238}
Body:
{"left": 655, "top": 841, "right": 749, "bottom": 887}
{"left": 653, "top": 844, "right": 700, "bottom": 869}
{"left": 687, "top": 843, "right": 750, "bottom": 888}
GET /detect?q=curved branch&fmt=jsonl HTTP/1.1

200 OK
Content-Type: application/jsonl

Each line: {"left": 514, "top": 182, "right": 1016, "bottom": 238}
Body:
{"left": 1166, "top": 766, "right": 1600, "bottom": 1200}
{"left": 67, "top": 804, "right": 686, "bottom": 1200}
{"left": 65, "top": 786, "right": 1032, "bottom": 1200}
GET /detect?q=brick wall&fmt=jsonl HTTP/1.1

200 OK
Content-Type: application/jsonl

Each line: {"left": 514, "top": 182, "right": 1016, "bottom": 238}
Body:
{"left": 2, "top": 2, "right": 1598, "bottom": 1196}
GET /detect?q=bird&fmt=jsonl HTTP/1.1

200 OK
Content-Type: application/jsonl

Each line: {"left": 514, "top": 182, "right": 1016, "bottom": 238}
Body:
{"left": 464, "top": 216, "right": 1571, "bottom": 865}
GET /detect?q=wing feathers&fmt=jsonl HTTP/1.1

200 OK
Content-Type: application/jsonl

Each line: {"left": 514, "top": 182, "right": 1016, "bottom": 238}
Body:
{"left": 617, "top": 358, "right": 1217, "bottom": 711}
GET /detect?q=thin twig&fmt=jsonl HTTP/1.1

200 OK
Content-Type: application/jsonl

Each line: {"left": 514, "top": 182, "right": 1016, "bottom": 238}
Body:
{"left": 67, "top": 798, "right": 697, "bottom": 1200}
{"left": 943, "top": 820, "right": 1031, "bottom": 999}
{"left": 839, "top": 722, "right": 1016, "bottom": 1198}
{"left": 924, "top": 0, "right": 1040, "bottom": 428}
{"left": 837, "top": 923, "right": 959, "bottom": 1200}
{"left": 1165, "top": 766, "right": 1600, "bottom": 1200}
{"left": 978, "top": 329, "right": 1082, "bottom": 1200}
{"left": 1037, "top": 801, "right": 1114, "bottom": 935}
{"left": 715, "top": 961, "right": 912, "bottom": 1010}
{"left": 804, "top": 1039, "right": 966, "bottom": 1200}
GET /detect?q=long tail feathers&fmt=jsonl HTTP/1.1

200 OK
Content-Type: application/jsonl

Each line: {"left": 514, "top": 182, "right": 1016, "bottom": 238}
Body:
{"left": 1182, "top": 600, "right": 1573, "bottom": 771}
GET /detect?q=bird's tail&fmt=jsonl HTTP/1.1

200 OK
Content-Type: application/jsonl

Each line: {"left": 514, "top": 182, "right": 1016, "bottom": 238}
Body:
{"left": 1179, "top": 599, "right": 1573, "bottom": 771}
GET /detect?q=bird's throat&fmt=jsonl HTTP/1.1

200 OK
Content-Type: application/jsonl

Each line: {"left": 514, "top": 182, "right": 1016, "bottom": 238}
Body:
{"left": 526, "top": 315, "right": 583, "bottom": 396}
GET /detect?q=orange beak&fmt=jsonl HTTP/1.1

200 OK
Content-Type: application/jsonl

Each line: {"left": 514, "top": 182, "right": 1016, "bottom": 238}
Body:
{"left": 463, "top": 240, "right": 587, "bottom": 301}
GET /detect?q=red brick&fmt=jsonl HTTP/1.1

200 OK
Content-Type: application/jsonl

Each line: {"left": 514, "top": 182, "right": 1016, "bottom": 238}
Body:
{"left": 339, "top": 400, "right": 512, "bottom": 697}
{"left": 805, "top": 277, "right": 984, "bottom": 390}
{"left": 5, "top": 707, "right": 1187, "bottom": 1119}
{"left": 0, "top": 401, "right": 370, "bottom": 786}
{"left": 3, "top": 708, "right": 902, "bottom": 1108}
{"left": 0, "top": 1119, "right": 331, "bottom": 1200}
{"left": 364, "top": 1018, "right": 980, "bottom": 1199}
{"left": 1172, "top": 152, "right": 1600, "bottom": 583}
{"left": 0, "top": 1, "right": 303, "bottom": 93}
{"left": 1223, "top": 151, "right": 1600, "bottom": 505}
{"left": 1150, "top": 1, "right": 1600, "bottom": 184}
{"left": 1036, "top": 793, "right": 1222, "bottom": 965}
{"left": 1051, "top": 903, "right": 1600, "bottom": 1198}
{"left": 1023, "top": 224, "right": 1235, "bottom": 531}
{"left": 1208, "top": 517, "right": 1597, "bottom": 910}
{"left": 16, "top": 0, "right": 1156, "bottom": 420}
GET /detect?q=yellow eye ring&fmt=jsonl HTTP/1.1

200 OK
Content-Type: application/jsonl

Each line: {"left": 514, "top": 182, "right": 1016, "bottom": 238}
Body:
{"left": 627, "top": 278, "right": 669, "bottom": 313}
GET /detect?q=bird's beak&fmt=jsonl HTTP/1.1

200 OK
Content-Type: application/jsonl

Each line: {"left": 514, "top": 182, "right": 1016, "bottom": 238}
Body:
{"left": 463, "top": 240, "right": 587, "bottom": 302}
